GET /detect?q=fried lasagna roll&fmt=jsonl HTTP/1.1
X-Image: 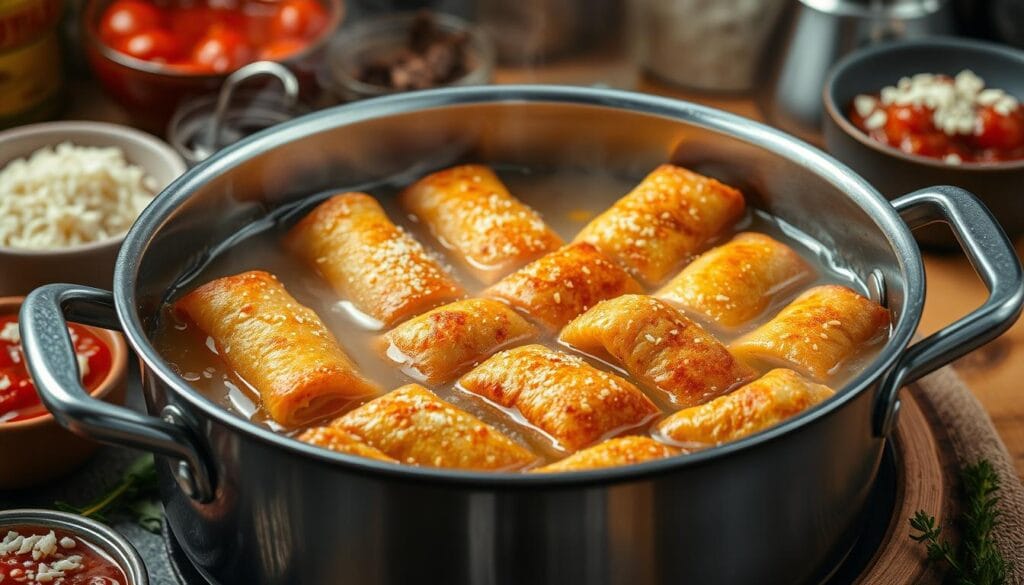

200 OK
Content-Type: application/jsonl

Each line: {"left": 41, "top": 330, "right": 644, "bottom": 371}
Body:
{"left": 332, "top": 384, "right": 536, "bottom": 470}
{"left": 657, "top": 369, "right": 834, "bottom": 446}
{"left": 458, "top": 344, "right": 658, "bottom": 452}
{"left": 657, "top": 232, "right": 813, "bottom": 327}
{"left": 175, "top": 271, "right": 381, "bottom": 426}
{"left": 485, "top": 242, "right": 643, "bottom": 331}
{"left": 560, "top": 295, "right": 754, "bottom": 407}
{"left": 298, "top": 427, "right": 397, "bottom": 463}
{"left": 400, "top": 165, "right": 563, "bottom": 283}
{"left": 284, "top": 193, "right": 463, "bottom": 327}
{"left": 574, "top": 164, "right": 745, "bottom": 286}
{"left": 381, "top": 298, "right": 538, "bottom": 383}
{"left": 730, "top": 285, "right": 890, "bottom": 380}
{"left": 533, "top": 436, "right": 679, "bottom": 473}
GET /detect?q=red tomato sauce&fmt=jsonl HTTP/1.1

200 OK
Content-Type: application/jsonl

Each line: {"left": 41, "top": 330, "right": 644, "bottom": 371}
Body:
{"left": 97, "top": 0, "right": 329, "bottom": 73}
{"left": 0, "top": 315, "right": 112, "bottom": 423}
{"left": 850, "top": 95, "right": 1024, "bottom": 163}
{"left": 1, "top": 526, "right": 127, "bottom": 585}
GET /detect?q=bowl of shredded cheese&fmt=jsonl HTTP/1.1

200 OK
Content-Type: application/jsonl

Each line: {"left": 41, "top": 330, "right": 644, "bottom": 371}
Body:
{"left": 0, "top": 121, "right": 186, "bottom": 296}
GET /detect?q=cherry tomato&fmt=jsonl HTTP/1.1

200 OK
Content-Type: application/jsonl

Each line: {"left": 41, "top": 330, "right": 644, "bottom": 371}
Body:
{"left": 191, "top": 25, "right": 253, "bottom": 73}
{"left": 975, "top": 105, "right": 1024, "bottom": 151}
{"left": 271, "top": 0, "right": 327, "bottom": 40}
{"left": 884, "top": 104, "right": 934, "bottom": 144}
{"left": 900, "top": 132, "right": 951, "bottom": 158}
{"left": 99, "top": 0, "right": 163, "bottom": 42}
{"left": 259, "top": 37, "right": 306, "bottom": 60}
{"left": 116, "top": 29, "right": 184, "bottom": 62}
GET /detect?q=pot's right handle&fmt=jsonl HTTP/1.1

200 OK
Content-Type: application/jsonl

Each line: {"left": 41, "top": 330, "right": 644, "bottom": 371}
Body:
{"left": 20, "top": 284, "right": 216, "bottom": 502}
{"left": 874, "top": 186, "right": 1024, "bottom": 437}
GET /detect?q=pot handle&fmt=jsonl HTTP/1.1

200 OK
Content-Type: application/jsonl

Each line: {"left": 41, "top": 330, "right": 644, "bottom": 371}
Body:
{"left": 874, "top": 186, "right": 1024, "bottom": 437}
{"left": 20, "top": 284, "right": 216, "bottom": 502}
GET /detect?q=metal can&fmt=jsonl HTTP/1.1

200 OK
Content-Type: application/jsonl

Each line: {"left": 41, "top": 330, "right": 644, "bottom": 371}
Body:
{"left": 0, "top": 0, "right": 64, "bottom": 129}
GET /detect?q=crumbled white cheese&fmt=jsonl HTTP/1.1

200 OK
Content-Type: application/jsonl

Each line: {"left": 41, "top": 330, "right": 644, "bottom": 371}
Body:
{"left": 859, "top": 69, "right": 1019, "bottom": 138}
{"left": 30, "top": 532, "right": 57, "bottom": 561}
{"left": 1, "top": 531, "right": 84, "bottom": 583}
{"left": 75, "top": 353, "right": 90, "bottom": 380}
{"left": 0, "top": 322, "right": 19, "bottom": 343}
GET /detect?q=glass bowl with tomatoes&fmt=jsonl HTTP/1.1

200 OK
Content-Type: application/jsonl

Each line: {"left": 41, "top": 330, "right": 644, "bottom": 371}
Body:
{"left": 824, "top": 37, "right": 1024, "bottom": 245}
{"left": 0, "top": 296, "right": 128, "bottom": 490}
{"left": 83, "top": 0, "right": 342, "bottom": 134}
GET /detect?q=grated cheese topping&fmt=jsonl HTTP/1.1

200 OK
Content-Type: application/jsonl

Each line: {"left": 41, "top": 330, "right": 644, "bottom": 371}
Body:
{"left": 0, "top": 142, "right": 158, "bottom": 250}
{"left": 1, "top": 530, "right": 85, "bottom": 583}
{"left": 855, "top": 70, "right": 1020, "bottom": 136}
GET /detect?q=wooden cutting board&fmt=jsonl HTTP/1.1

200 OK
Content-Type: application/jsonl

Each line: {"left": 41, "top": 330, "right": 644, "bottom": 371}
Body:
{"left": 830, "top": 384, "right": 957, "bottom": 585}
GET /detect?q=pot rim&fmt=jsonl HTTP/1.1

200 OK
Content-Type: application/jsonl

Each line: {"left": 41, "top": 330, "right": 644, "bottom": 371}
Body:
{"left": 114, "top": 85, "right": 924, "bottom": 487}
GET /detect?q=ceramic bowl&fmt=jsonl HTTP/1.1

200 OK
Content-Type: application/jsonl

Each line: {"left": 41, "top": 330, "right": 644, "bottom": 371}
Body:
{"left": 82, "top": 0, "right": 343, "bottom": 134}
{"left": 0, "top": 121, "right": 186, "bottom": 297}
{"left": 0, "top": 296, "right": 128, "bottom": 490}
{"left": 823, "top": 37, "right": 1024, "bottom": 246}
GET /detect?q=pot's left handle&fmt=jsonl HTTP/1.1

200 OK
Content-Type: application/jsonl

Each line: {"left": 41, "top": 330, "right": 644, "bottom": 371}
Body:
{"left": 20, "top": 284, "right": 216, "bottom": 503}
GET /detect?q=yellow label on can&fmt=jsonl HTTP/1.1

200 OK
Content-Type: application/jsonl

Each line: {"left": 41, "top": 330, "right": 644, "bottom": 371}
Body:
{"left": 0, "top": 32, "right": 61, "bottom": 117}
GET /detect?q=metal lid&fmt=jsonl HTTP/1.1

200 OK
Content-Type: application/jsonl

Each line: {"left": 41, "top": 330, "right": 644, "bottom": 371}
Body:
{"left": 0, "top": 509, "right": 149, "bottom": 585}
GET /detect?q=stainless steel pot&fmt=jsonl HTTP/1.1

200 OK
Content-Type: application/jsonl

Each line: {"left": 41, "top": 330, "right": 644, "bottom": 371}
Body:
{"left": 19, "top": 87, "right": 1024, "bottom": 585}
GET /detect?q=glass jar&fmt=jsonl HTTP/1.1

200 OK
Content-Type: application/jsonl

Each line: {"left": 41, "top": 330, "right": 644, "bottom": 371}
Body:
{"left": 0, "top": 0, "right": 64, "bottom": 128}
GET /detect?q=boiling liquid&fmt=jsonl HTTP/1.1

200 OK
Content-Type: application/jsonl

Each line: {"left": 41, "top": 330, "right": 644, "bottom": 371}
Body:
{"left": 153, "top": 166, "right": 888, "bottom": 465}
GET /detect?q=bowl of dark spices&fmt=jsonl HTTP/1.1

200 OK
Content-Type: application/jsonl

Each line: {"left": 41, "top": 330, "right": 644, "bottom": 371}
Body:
{"left": 320, "top": 11, "right": 494, "bottom": 101}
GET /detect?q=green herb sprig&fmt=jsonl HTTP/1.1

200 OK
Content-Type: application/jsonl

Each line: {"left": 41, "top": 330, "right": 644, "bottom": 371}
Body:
{"left": 55, "top": 454, "right": 163, "bottom": 534}
{"left": 909, "top": 459, "right": 1009, "bottom": 585}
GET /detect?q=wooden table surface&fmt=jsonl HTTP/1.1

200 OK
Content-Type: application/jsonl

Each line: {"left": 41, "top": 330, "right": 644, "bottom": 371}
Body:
{"left": 494, "top": 58, "right": 1024, "bottom": 479}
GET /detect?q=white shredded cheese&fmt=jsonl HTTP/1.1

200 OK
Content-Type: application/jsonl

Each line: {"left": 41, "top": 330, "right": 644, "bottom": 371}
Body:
{"left": 857, "top": 69, "right": 1020, "bottom": 138}
{"left": 1, "top": 531, "right": 85, "bottom": 583}
{"left": 0, "top": 322, "right": 19, "bottom": 343}
{"left": 0, "top": 142, "right": 158, "bottom": 250}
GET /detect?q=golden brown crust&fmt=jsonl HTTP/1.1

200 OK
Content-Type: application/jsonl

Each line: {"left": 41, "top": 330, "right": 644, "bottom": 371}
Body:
{"left": 533, "top": 436, "right": 679, "bottom": 472}
{"left": 175, "top": 270, "right": 381, "bottom": 427}
{"left": 333, "top": 384, "right": 537, "bottom": 470}
{"left": 484, "top": 242, "right": 644, "bottom": 331}
{"left": 656, "top": 368, "right": 835, "bottom": 446}
{"left": 400, "top": 165, "right": 563, "bottom": 283}
{"left": 657, "top": 232, "right": 813, "bottom": 327}
{"left": 730, "top": 285, "right": 891, "bottom": 380}
{"left": 298, "top": 427, "right": 397, "bottom": 463}
{"left": 573, "top": 164, "right": 745, "bottom": 286}
{"left": 381, "top": 298, "right": 538, "bottom": 383}
{"left": 458, "top": 344, "right": 659, "bottom": 452}
{"left": 559, "top": 295, "right": 754, "bottom": 407}
{"left": 284, "top": 193, "right": 463, "bottom": 327}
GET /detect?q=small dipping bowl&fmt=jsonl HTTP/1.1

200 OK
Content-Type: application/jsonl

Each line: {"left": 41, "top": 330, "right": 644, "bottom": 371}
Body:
{"left": 823, "top": 37, "right": 1024, "bottom": 245}
{"left": 0, "top": 296, "right": 128, "bottom": 490}
{"left": 0, "top": 121, "right": 186, "bottom": 297}
{"left": 319, "top": 12, "right": 494, "bottom": 102}
{"left": 0, "top": 509, "right": 148, "bottom": 585}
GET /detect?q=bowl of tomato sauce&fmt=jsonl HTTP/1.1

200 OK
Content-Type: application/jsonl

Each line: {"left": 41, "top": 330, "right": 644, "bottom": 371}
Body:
{"left": 0, "top": 509, "right": 147, "bottom": 584}
{"left": 0, "top": 297, "right": 128, "bottom": 490}
{"left": 824, "top": 37, "right": 1024, "bottom": 245}
{"left": 82, "top": 0, "right": 342, "bottom": 134}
